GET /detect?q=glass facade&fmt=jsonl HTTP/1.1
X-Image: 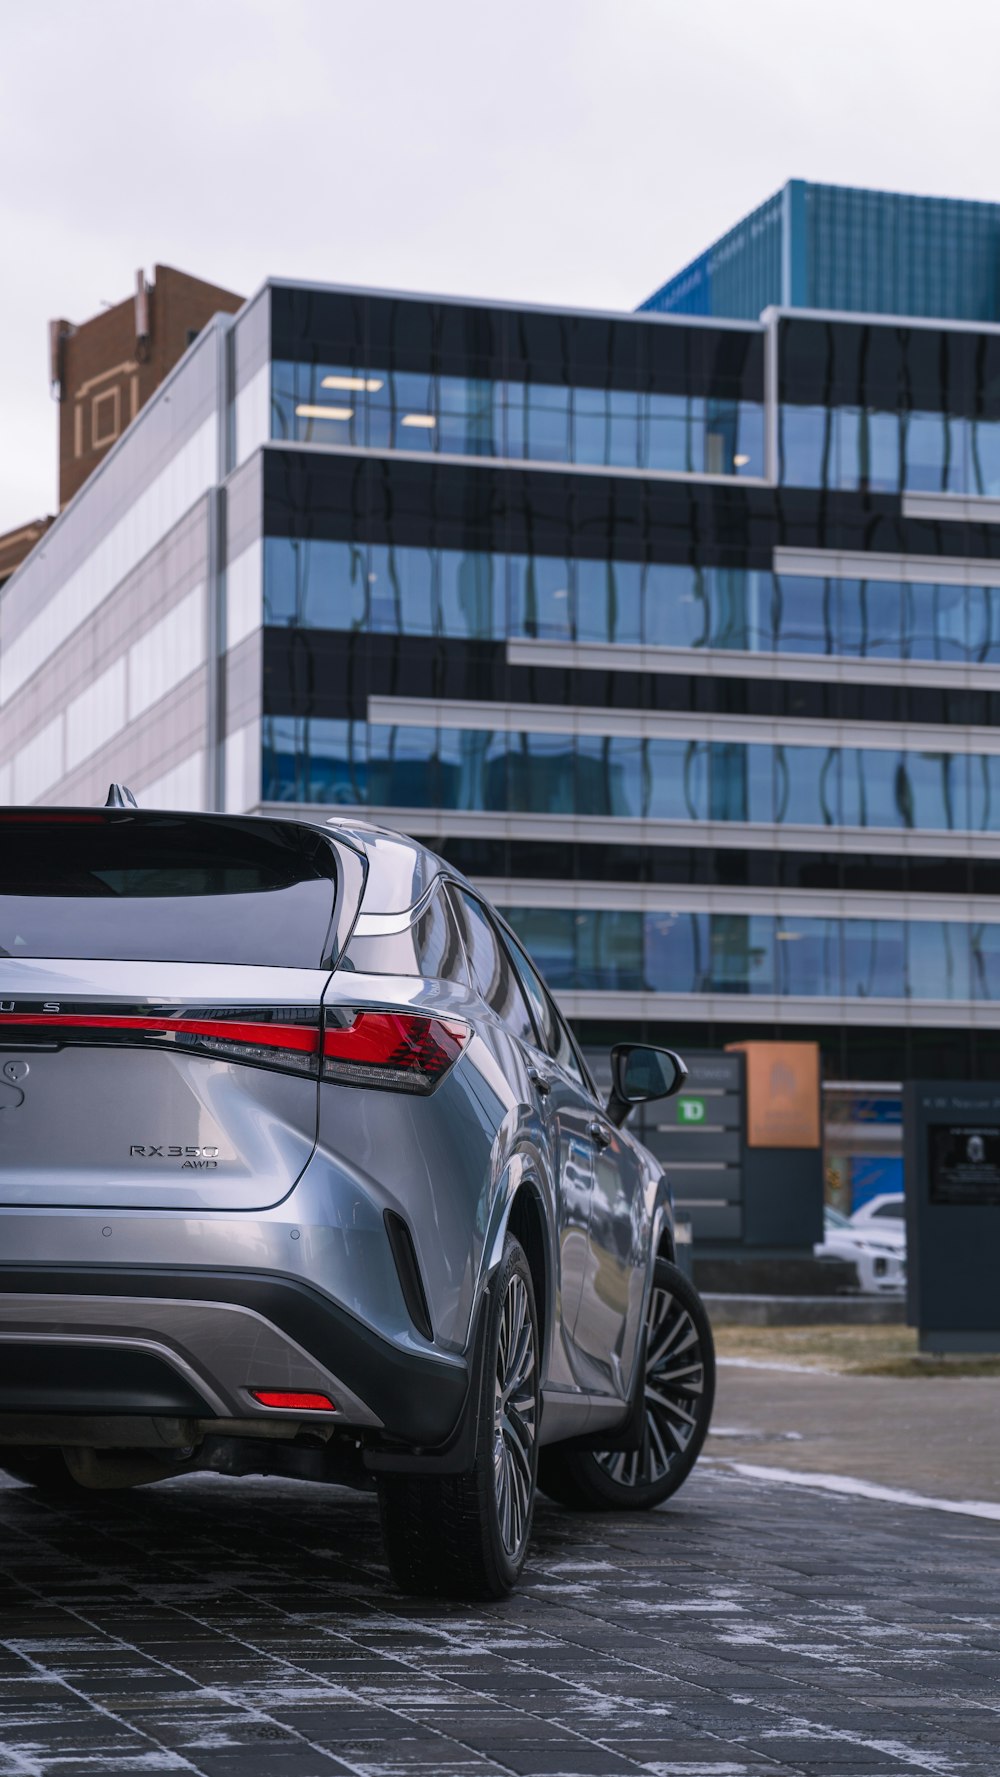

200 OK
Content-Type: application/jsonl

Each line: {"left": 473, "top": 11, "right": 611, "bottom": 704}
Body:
{"left": 642, "top": 180, "right": 1000, "bottom": 325}
{"left": 264, "top": 538, "right": 1000, "bottom": 663}
{"left": 261, "top": 719, "right": 1000, "bottom": 835}
{"left": 502, "top": 908, "right": 999, "bottom": 1003}
{"left": 272, "top": 362, "right": 764, "bottom": 479}
{"left": 780, "top": 403, "right": 1000, "bottom": 497}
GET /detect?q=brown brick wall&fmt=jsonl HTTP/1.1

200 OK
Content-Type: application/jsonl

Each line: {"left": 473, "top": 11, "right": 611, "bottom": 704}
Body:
{"left": 56, "top": 266, "right": 244, "bottom": 508}
{"left": 0, "top": 516, "right": 54, "bottom": 588}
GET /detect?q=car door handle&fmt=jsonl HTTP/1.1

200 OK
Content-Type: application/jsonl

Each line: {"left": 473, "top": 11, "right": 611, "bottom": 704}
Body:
{"left": 589, "top": 1120, "right": 612, "bottom": 1148}
{"left": 527, "top": 1066, "right": 551, "bottom": 1097}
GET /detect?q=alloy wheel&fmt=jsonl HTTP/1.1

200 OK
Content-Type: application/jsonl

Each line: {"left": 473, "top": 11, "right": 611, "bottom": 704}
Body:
{"left": 493, "top": 1270, "right": 537, "bottom": 1557}
{"left": 595, "top": 1284, "right": 706, "bottom": 1489}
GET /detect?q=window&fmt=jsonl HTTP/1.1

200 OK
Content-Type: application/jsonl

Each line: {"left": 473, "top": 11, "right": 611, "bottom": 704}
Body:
{"left": 502, "top": 927, "right": 586, "bottom": 1086}
{"left": 0, "top": 813, "right": 340, "bottom": 968}
{"left": 449, "top": 888, "right": 534, "bottom": 1041}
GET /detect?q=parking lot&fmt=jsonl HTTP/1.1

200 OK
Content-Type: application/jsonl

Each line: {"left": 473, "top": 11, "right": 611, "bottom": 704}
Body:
{"left": 1, "top": 1361, "right": 999, "bottom": 1777}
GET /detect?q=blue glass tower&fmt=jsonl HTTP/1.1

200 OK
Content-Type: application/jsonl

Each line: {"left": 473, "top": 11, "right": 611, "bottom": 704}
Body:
{"left": 641, "top": 180, "right": 1000, "bottom": 323}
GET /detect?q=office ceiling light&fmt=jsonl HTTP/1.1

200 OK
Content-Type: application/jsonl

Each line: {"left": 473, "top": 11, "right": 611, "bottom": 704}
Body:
{"left": 401, "top": 413, "right": 436, "bottom": 428}
{"left": 321, "top": 375, "right": 383, "bottom": 392}
{"left": 776, "top": 930, "right": 804, "bottom": 940}
{"left": 295, "top": 403, "right": 353, "bottom": 421}
{"left": 733, "top": 454, "right": 750, "bottom": 467}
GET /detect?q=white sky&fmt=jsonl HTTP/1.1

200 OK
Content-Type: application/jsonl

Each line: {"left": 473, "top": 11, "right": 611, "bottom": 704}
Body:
{"left": 2, "top": 0, "right": 1000, "bottom": 531}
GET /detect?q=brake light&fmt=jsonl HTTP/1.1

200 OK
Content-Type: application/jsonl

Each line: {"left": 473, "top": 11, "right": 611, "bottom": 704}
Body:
{"left": 250, "top": 1390, "right": 336, "bottom": 1411}
{"left": 0, "top": 1005, "right": 468, "bottom": 1092}
{"left": 322, "top": 1010, "right": 468, "bottom": 1095}
{"left": 0, "top": 1009, "right": 320, "bottom": 1077}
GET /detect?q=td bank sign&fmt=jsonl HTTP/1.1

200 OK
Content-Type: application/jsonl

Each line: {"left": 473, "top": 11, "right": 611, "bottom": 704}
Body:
{"left": 677, "top": 1097, "right": 707, "bottom": 1124}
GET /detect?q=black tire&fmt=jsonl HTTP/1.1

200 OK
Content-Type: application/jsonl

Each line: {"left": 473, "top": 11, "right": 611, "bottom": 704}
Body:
{"left": 377, "top": 1234, "right": 540, "bottom": 1599}
{"left": 538, "top": 1257, "right": 714, "bottom": 1512}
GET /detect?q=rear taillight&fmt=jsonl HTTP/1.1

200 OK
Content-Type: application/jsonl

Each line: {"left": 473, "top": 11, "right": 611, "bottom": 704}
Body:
{"left": 0, "top": 1005, "right": 468, "bottom": 1093}
{"left": 322, "top": 1010, "right": 468, "bottom": 1095}
{"left": 0, "top": 1009, "right": 320, "bottom": 1077}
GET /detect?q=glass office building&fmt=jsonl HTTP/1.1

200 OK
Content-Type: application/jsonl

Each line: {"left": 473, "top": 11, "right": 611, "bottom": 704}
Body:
{"left": 643, "top": 180, "right": 1000, "bottom": 323}
{"left": 5, "top": 275, "right": 1000, "bottom": 1123}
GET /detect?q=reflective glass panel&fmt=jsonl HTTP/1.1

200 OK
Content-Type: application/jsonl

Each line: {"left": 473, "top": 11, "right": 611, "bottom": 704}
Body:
{"left": 504, "top": 908, "right": 576, "bottom": 989}
{"left": 576, "top": 910, "right": 644, "bottom": 991}
{"left": 707, "top": 913, "right": 775, "bottom": 994}
{"left": 775, "top": 747, "right": 839, "bottom": 826}
{"left": 907, "top": 921, "right": 971, "bottom": 1001}
{"left": 644, "top": 911, "right": 706, "bottom": 995}
{"left": 780, "top": 406, "right": 832, "bottom": 487}
{"left": 842, "top": 919, "right": 906, "bottom": 998}
{"left": 509, "top": 554, "right": 573, "bottom": 640}
{"left": 970, "top": 754, "right": 1000, "bottom": 832}
{"left": 643, "top": 563, "right": 710, "bottom": 650}
{"left": 774, "top": 576, "right": 835, "bottom": 655}
{"left": 437, "top": 549, "right": 503, "bottom": 640}
{"left": 775, "top": 918, "right": 841, "bottom": 997}
{"left": 970, "top": 924, "right": 1000, "bottom": 1000}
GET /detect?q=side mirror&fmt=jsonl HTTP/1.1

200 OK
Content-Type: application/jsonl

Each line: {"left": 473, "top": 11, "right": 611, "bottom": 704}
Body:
{"left": 607, "top": 1044, "right": 688, "bottom": 1128}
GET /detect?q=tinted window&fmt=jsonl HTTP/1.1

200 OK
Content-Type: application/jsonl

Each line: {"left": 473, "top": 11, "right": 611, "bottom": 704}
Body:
{"left": 449, "top": 888, "right": 534, "bottom": 1041}
{"left": 0, "top": 812, "right": 339, "bottom": 968}
{"left": 344, "top": 885, "right": 470, "bottom": 982}
{"left": 503, "top": 930, "right": 586, "bottom": 1086}
{"left": 874, "top": 1200, "right": 903, "bottom": 1218}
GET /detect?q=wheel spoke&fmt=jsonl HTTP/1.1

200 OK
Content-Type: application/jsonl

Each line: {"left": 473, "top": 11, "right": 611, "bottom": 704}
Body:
{"left": 493, "top": 1266, "right": 538, "bottom": 1558}
{"left": 595, "top": 1278, "right": 709, "bottom": 1488}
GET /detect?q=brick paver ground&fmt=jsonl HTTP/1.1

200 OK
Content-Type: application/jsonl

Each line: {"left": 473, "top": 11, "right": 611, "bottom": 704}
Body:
{"left": 0, "top": 1458, "right": 998, "bottom": 1777}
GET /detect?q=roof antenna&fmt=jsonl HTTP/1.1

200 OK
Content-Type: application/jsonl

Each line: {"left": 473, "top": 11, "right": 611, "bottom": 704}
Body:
{"left": 105, "top": 783, "right": 138, "bottom": 808}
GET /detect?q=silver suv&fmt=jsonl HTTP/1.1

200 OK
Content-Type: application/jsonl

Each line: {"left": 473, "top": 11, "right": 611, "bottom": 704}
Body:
{"left": 0, "top": 800, "right": 715, "bottom": 1597}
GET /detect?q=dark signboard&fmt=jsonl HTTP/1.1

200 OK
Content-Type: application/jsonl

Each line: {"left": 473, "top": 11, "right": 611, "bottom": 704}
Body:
{"left": 904, "top": 1082, "right": 1000, "bottom": 1352}
{"left": 928, "top": 1124, "right": 1000, "bottom": 1206}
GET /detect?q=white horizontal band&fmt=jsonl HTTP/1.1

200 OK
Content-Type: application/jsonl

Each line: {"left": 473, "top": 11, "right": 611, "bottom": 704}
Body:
{"left": 773, "top": 545, "right": 1000, "bottom": 588}
{"left": 506, "top": 637, "right": 1000, "bottom": 693}
{"left": 554, "top": 990, "right": 1000, "bottom": 1028}
{"left": 258, "top": 801, "right": 1000, "bottom": 859}
{"left": 473, "top": 878, "right": 1000, "bottom": 924}
{"left": 366, "top": 693, "right": 1000, "bottom": 755}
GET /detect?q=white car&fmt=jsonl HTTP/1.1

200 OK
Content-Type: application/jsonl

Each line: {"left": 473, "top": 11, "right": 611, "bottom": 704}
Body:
{"left": 816, "top": 1208, "right": 906, "bottom": 1294}
{"left": 850, "top": 1194, "right": 905, "bottom": 1249}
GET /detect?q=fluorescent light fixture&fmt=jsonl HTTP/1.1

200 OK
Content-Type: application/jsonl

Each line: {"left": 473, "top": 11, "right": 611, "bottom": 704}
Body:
{"left": 733, "top": 453, "right": 750, "bottom": 467}
{"left": 552, "top": 588, "right": 569, "bottom": 599}
{"left": 321, "top": 375, "right": 383, "bottom": 393}
{"left": 295, "top": 403, "right": 353, "bottom": 421}
{"left": 775, "top": 931, "right": 803, "bottom": 941}
{"left": 401, "top": 413, "right": 436, "bottom": 428}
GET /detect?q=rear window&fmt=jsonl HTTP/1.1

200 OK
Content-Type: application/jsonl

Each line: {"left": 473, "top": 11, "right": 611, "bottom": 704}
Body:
{"left": 0, "top": 812, "right": 339, "bottom": 968}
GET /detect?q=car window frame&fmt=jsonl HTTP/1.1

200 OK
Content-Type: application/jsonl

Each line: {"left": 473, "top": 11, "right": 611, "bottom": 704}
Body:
{"left": 444, "top": 882, "right": 537, "bottom": 1046}
{"left": 490, "top": 909, "right": 599, "bottom": 1101}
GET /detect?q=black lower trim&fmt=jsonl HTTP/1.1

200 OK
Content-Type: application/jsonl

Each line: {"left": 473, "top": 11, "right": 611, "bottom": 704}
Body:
{"left": 383, "top": 1211, "right": 434, "bottom": 1341}
{"left": 0, "top": 1347, "right": 213, "bottom": 1417}
{"left": 0, "top": 1266, "right": 467, "bottom": 1448}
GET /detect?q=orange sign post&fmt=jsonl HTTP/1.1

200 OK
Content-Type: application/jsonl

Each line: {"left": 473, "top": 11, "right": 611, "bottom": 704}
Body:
{"left": 726, "top": 1042, "right": 822, "bottom": 1151}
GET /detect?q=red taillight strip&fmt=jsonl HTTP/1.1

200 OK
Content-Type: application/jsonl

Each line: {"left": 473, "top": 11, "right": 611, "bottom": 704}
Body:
{"left": 322, "top": 1011, "right": 467, "bottom": 1064}
{"left": 0, "top": 1014, "right": 319, "bottom": 1053}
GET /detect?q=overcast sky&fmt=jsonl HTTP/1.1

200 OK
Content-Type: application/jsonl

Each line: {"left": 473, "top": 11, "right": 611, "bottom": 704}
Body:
{"left": 2, "top": 0, "right": 1000, "bottom": 531}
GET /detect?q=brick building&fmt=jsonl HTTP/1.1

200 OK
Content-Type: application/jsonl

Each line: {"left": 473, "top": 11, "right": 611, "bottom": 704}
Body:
{"left": 50, "top": 265, "right": 244, "bottom": 508}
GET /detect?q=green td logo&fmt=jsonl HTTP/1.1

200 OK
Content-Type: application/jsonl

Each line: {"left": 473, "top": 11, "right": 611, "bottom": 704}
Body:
{"left": 677, "top": 1097, "right": 706, "bottom": 1125}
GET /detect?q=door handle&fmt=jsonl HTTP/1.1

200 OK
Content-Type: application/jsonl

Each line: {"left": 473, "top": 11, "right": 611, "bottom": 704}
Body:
{"left": 527, "top": 1066, "right": 551, "bottom": 1097}
{"left": 589, "top": 1120, "right": 612, "bottom": 1149}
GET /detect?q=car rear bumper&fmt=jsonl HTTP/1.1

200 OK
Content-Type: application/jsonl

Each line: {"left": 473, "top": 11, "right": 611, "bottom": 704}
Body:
{"left": 0, "top": 1266, "right": 469, "bottom": 1448}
